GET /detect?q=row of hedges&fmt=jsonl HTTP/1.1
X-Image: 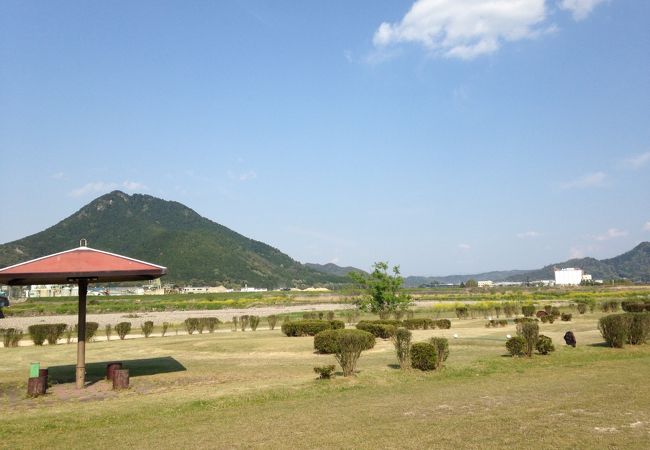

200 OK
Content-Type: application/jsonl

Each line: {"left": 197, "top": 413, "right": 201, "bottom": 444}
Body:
{"left": 26, "top": 323, "right": 99, "bottom": 346}
{"left": 282, "top": 320, "right": 345, "bottom": 337}
{"left": 354, "top": 319, "right": 451, "bottom": 337}
{"left": 599, "top": 313, "right": 650, "bottom": 348}
{"left": 486, "top": 319, "right": 508, "bottom": 328}
{"left": 0, "top": 328, "right": 24, "bottom": 347}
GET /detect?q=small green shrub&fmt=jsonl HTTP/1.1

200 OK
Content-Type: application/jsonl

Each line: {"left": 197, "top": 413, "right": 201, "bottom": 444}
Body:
{"left": 1, "top": 328, "right": 24, "bottom": 347}
{"left": 506, "top": 336, "right": 526, "bottom": 357}
{"left": 28, "top": 324, "right": 48, "bottom": 346}
{"left": 521, "top": 305, "right": 536, "bottom": 317}
{"left": 65, "top": 326, "right": 74, "bottom": 344}
{"left": 355, "top": 322, "right": 396, "bottom": 339}
{"left": 302, "top": 312, "right": 318, "bottom": 320}
{"left": 267, "top": 315, "right": 278, "bottom": 330}
{"left": 85, "top": 322, "right": 99, "bottom": 342}
{"left": 313, "top": 365, "right": 336, "bottom": 379}
{"left": 429, "top": 337, "right": 449, "bottom": 369}
{"left": 184, "top": 318, "right": 199, "bottom": 335}
{"left": 116, "top": 322, "right": 131, "bottom": 340}
{"left": 503, "top": 303, "right": 517, "bottom": 317}
{"left": 544, "top": 305, "right": 552, "bottom": 314}
{"left": 517, "top": 321, "right": 539, "bottom": 357}
{"left": 402, "top": 318, "right": 435, "bottom": 330}
{"left": 577, "top": 303, "right": 587, "bottom": 314}
{"left": 550, "top": 307, "right": 561, "bottom": 318}
{"left": 536, "top": 335, "right": 555, "bottom": 355}
{"left": 436, "top": 319, "right": 451, "bottom": 329}
{"left": 161, "top": 322, "right": 170, "bottom": 337}
{"left": 334, "top": 329, "right": 375, "bottom": 376}
{"left": 231, "top": 316, "right": 239, "bottom": 331}
{"left": 105, "top": 324, "right": 112, "bottom": 341}
{"left": 203, "top": 317, "right": 220, "bottom": 333}
{"left": 622, "top": 302, "right": 646, "bottom": 313}
{"left": 282, "top": 320, "right": 344, "bottom": 337}
{"left": 455, "top": 306, "right": 469, "bottom": 319}
{"left": 393, "top": 327, "right": 412, "bottom": 369}
{"left": 249, "top": 316, "right": 260, "bottom": 331}
{"left": 561, "top": 313, "right": 572, "bottom": 322}
{"left": 240, "top": 315, "right": 250, "bottom": 331}
{"left": 410, "top": 342, "right": 436, "bottom": 371}
{"left": 598, "top": 314, "right": 630, "bottom": 348}
{"left": 326, "top": 311, "right": 335, "bottom": 321}
{"left": 314, "top": 329, "right": 375, "bottom": 354}
{"left": 196, "top": 318, "right": 206, "bottom": 334}
{"left": 627, "top": 312, "right": 650, "bottom": 345}
{"left": 141, "top": 321, "right": 154, "bottom": 338}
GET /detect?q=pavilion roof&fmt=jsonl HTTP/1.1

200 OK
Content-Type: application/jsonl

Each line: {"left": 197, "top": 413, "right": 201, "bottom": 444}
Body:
{"left": 0, "top": 246, "right": 167, "bottom": 285}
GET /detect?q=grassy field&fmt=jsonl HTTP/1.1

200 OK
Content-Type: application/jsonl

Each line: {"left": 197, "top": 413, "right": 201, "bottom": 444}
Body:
{"left": 1, "top": 312, "right": 649, "bottom": 449}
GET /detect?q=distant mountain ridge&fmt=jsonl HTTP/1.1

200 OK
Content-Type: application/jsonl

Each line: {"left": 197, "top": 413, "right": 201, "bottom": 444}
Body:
{"left": 304, "top": 263, "right": 367, "bottom": 277}
{"left": 0, "top": 191, "right": 345, "bottom": 288}
{"left": 404, "top": 242, "right": 650, "bottom": 286}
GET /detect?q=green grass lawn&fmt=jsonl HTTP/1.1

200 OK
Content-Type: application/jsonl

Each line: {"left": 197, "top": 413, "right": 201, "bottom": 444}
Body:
{"left": 1, "top": 315, "right": 649, "bottom": 449}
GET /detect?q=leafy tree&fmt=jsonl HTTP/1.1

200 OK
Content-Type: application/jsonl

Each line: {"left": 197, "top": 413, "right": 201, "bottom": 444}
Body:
{"left": 465, "top": 279, "right": 478, "bottom": 288}
{"left": 349, "top": 262, "right": 412, "bottom": 315}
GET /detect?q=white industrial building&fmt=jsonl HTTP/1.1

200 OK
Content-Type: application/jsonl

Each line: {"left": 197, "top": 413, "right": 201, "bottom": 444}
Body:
{"left": 554, "top": 268, "right": 585, "bottom": 286}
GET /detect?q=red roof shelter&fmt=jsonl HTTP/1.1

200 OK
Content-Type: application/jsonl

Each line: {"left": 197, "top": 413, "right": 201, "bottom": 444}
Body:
{"left": 0, "top": 241, "right": 166, "bottom": 388}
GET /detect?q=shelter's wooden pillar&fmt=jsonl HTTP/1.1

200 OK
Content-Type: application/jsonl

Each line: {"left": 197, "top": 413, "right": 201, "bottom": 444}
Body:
{"left": 76, "top": 279, "right": 88, "bottom": 389}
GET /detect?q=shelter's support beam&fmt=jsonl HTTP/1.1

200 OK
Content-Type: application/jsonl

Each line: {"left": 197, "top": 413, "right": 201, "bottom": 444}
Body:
{"left": 76, "top": 279, "right": 88, "bottom": 389}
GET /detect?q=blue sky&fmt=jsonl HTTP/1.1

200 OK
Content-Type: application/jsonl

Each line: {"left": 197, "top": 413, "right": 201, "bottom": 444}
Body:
{"left": 1, "top": 0, "right": 649, "bottom": 276}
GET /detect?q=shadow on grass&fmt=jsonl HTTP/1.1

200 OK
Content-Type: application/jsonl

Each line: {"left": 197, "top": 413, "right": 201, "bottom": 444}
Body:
{"left": 47, "top": 357, "right": 186, "bottom": 385}
{"left": 588, "top": 342, "right": 611, "bottom": 348}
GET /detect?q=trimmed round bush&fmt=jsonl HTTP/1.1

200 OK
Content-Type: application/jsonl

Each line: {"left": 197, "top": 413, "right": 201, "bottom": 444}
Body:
{"left": 116, "top": 322, "right": 131, "bottom": 340}
{"left": 356, "top": 321, "right": 397, "bottom": 339}
{"left": 314, "top": 329, "right": 375, "bottom": 354}
{"left": 429, "top": 337, "right": 449, "bottom": 369}
{"left": 622, "top": 302, "right": 646, "bottom": 313}
{"left": 627, "top": 312, "right": 650, "bottom": 345}
{"left": 410, "top": 342, "right": 437, "bottom": 371}
{"left": 334, "top": 329, "right": 375, "bottom": 376}
{"left": 283, "top": 320, "right": 344, "bottom": 337}
{"left": 85, "top": 322, "right": 99, "bottom": 342}
{"left": 577, "top": 303, "right": 588, "bottom": 314}
{"left": 27, "top": 324, "right": 48, "bottom": 346}
{"left": 561, "top": 313, "right": 572, "bottom": 322}
{"left": 506, "top": 336, "right": 526, "bottom": 357}
{"left": 521, "top": 305, "right": 536, "bottom": 317}
{"left": 599, "top": 314, "right": 630, "bottom": 348}
{"left": 436, "top": 319, "right": 451, "bottom": 329}
{"left": 536, "top": 335, "right": 555, "bottom": 355}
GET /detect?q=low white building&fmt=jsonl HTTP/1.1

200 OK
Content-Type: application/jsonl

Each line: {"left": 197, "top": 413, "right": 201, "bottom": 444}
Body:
{"left": 181, "top": 286, "right": 231, "bottom": 294}
{"left": 477, "top": 280, "right": 493, "bottom": 288}
{"left": 554, "top": 268, "right": 584, "bottom": 286}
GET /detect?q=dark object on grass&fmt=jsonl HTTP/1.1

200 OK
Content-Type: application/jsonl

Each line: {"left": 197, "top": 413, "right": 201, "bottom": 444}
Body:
{"left": 27, "top": 376, "right": 47, "bottom": 396}
{"left": 106, "top": 362, "right": 123, "bottom": 380}
{"left": 564, "top": 331, "right": 576, "bottom": 347}
{"left": 113, "top": 368, "right": 130, "bottom": 390}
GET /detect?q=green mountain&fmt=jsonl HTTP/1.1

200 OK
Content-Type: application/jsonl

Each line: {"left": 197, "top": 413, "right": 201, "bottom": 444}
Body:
{"left": 0, "top": 191, "right": 345, "bottom": 288}
{"left": 304, "top": 262, "right": 367, "bottom": 278}
{"left": 506, "top": 242, "right": 650, "bottom": 282}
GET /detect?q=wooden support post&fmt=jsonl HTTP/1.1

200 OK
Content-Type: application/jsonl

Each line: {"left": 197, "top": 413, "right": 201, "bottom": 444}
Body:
{"left": 27, "top": 376, "right": 47, "bottom": 396}
{"left": 106, "top": 362, "right": 123, "bottom": 381}
{"left": 112, "top": 368, "right": 130, "bottom": 390}
{"left": 76, "top": 279, "right": 88, "bottom": 389}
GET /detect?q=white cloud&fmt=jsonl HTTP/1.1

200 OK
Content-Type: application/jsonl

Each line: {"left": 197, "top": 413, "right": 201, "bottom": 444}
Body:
{"left": 517, "top": 231, "right": 541, "bottom": 238}
{"left": 458, "top": 243, "right": 471, "bottom": 250}
{"left": 569, "top": 246, "right": 584, "bottom": 258}
{"left": 621, "top": 151, "right": 650, "bottom": 170}
{"left": 228, "top": 170, "right": 257, "bottom": 182}
{"left": 372, "top": 0, "right": 548, "bottom": 60}
{"left": 559, "top": 171, "right": 607, "bottom": 189}
{"left": 69, "top": 180, "right": 148, "bottom": 197}
{"left": 594, "top": 228, "right": 628, "bottom": 241}
{"left": 643, "top": 222, "right": 650, "bottom": 232}
{"left": 559, "top": 0, "right": 607, "bottom": 21}
{"left": 122, "top": 181, "right": 148, "bottom": 191}
{"left": 51, "top": 172, "right": 66, "bottom": 180}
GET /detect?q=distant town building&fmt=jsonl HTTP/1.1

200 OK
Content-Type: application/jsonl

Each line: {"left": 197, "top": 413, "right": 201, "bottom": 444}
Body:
{"left": 554, "top": 268, "right": 585, "bottom": 286}
{"left": 181, "top": 286, "right": 231, "bottom": 294}
{"left": 477, "top": 280, "right": 493, "bottom": 288}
